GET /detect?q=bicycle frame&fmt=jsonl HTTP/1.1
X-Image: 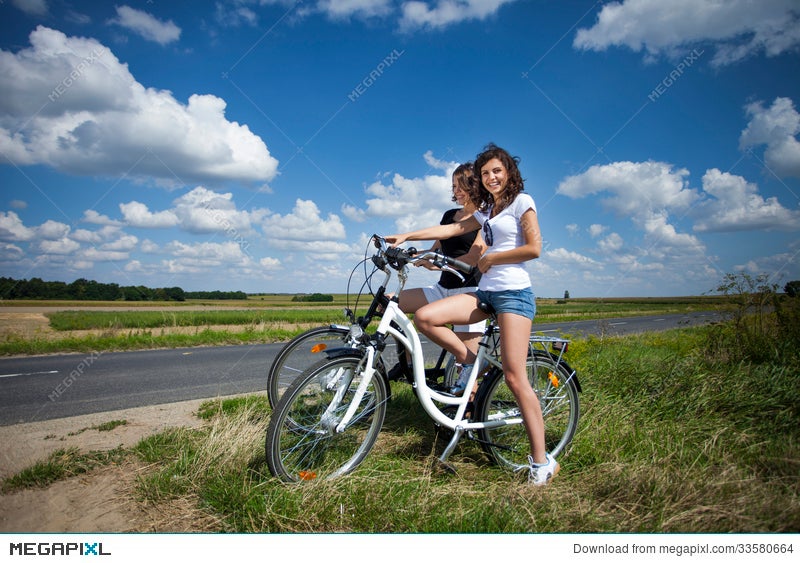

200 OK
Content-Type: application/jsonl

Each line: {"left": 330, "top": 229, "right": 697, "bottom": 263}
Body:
{"left": 333, "top": 260, "right": 525, "bottom": 464}
{"left": 265, "top": 236, "right": 581, "bottom": 480}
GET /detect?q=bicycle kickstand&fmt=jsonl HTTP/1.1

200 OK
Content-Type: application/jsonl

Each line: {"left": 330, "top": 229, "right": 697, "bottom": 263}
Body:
{"left": 436, "top": 426, "right": 466, "bottom": 474}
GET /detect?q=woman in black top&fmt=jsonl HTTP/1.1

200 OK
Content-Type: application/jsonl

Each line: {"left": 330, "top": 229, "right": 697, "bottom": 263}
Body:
{"left": 397, "top": 162, "right": 486, "bottom": 389}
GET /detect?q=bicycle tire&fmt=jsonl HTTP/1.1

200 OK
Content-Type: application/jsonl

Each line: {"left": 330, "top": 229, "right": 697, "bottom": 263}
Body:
{"left": 265, "top": 355, "right": 388, "bottom": 482}
{"left": 267, "top": 325, "right": 351, "bottom": 409}
{"left": 475, "top": 350, "right": 580, "bottom": 470}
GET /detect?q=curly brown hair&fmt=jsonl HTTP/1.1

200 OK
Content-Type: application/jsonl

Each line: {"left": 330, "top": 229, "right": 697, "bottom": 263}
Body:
{"left": 451, "top": 162, "right": 479, "bottom": 205}
{"left": 473, "top": 143, "right": 525, "bottom": 214}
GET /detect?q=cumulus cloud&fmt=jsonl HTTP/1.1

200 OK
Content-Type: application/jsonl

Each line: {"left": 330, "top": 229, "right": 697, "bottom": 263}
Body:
{"left": 739, "top": 97, "right": 800, "bottom": 178}
{"left": 0, "top": 212, "right": 36, "bottom": 241}
{"left": 108, "top": 5, "right": 182, "bottom": 45}
{"left": 171, "top": 186, "right": 260, "bottom": 234}
{"left": 556, "top": 161, "right": 699, "bottom": 217}
{"left": 120, "top": 201, "right": 180, "bottom": 228}
{"left": 361, "top": 154, "right": 457, "bottom": 231}
{"left": 0, "top": 26, "right": 279, "bottom": 186}
{"left": 318, "top": 0, "right": 394, "bottom": 20}
{"left": 557, "top": 160, "right": 707, "bottom": 261}
{"left": 693, "top": 168, "right": 800, "bottom": 232}
{"left": 216, "top": 0, "right": 516, "bottom": 29}
{"left": 262, "top": 199, "right": 346, "bottom": 243}
{"left": 400, "top": 0, "right": 517, "bottom": 30}
{"left": 574, "top": 0, "right": 800, "bottom": 66}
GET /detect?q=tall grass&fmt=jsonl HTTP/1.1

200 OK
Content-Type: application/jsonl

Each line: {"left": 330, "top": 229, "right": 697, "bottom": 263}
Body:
{"left": 5, "top": 303, "right": 797, "bottom": 532}
{"left": 122, "top": 322, "right": 798, "bottom": 532}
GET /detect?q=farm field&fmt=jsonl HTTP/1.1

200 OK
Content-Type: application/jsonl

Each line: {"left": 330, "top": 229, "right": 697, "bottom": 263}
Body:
{"left": 0, "top": 296, "right": 726, "bottom": 356}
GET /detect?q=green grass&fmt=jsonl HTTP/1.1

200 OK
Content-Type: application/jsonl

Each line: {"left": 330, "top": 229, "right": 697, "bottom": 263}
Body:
{"left": 0, "top": 297, "right": 724, "bottom": 356}
{"left": 44, "top": 299, "right": 720, "bottom": 331}
{"left": 6, "top": 323, "right": 797, "bottom": 532}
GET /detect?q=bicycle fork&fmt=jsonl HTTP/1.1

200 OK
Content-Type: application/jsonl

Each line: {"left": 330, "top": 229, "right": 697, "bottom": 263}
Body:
{"left": 332, "top": 347, "right": 378, "bottom": 434}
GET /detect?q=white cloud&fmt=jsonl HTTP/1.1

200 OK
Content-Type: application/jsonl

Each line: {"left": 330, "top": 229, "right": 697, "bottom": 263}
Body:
{"left": 36, "top": 219, "right": 70, "bottom": 240}
{"left": 362, "top": 156, "right": 455, "bottom": 232}
{"left": 693, "top": 168, "right": 800, "bottom": 232}
{"left": 597, "top": 232, "right": 624, "bottom": 253}
{"left": 82, "top": 210, "right": 123, "bottom": 226}
{"left": 262, "top": 199, "right": 346, "bottom": 243}
{"left": 545, "top": 247, "right": 600, "bottom": 268}
{"left": 260, "top": 256, "right": 282, "bottom": 270}
{"left": 556, "top": 161, "right": 699, "bottom": 217}
{"left": 11, "top": 0, "right": 48, "bottom": 16}
{"left": 39, "top": 237, "right": 80, "bottom": 255}
{"left": 557, "top": 161, "right": 708, "bottom": 264}
{"left": 165, "top": 240, "right": 248, "bottom": 262}
{"left": 0, "top": 212, "right": 36, "bottom": 241}
{"left": 588, "top": 224, "right": 607, "bottom": 237}
{"left": 341, "top": 204, "right": 367, "bottom": 222}
{"left": 574, "top": 0, "right": 800, "bottom": 66}
{"left": 0, "top": 243, "right": 24, "bottom": 261}
{"left": 109, "top": 6, "right": 182, "bottom": 45}
{"left": 400, "top": 0, "right": 516, "bottom": 30}
{"left": 171, "top": 186, "right": 257, "bottom": 234}
{"left": 739, "top": 97, "right": 800, "bottom": 178}
{"left": 318, "top": 0, "right": 394, "bottom": 20}
{"left": 0, "top": 27, "right": 279, "bottom": 186}
{"left": 120, "top": 201, "right": 180, "bottom": 228}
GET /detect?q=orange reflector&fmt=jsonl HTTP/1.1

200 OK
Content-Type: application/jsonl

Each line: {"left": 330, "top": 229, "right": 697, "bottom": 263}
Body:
{"left": 298, "top": 470, "right": 317, "bottom": 480}
{"left": 310, "top": 343, "right": 328, "bottom": 354}
{"left": 548, "top": 372, "right": 560, "bottom": 387}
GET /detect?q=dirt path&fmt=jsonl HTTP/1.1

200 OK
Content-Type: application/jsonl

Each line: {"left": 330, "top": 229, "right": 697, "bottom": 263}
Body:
{"left": 0, "top": 397, "right": 226, "bottom": 532}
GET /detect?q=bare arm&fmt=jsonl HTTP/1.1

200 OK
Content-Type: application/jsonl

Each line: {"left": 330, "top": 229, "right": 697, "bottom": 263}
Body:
{"left": 477, "top": 209, "right": 541, "bottom": 273}
{"left": 386, "top": 215, "right": 481, "bottom": 246}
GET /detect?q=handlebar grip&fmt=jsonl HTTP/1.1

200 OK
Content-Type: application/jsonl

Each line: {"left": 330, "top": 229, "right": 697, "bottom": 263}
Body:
{"left": 446, "top": 257, "right": 472, "bottom": 274}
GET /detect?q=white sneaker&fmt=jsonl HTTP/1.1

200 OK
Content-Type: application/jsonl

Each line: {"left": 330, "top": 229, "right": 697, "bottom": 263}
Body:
{"left": 526, "top": 453, "right": 559, "bottom": 486}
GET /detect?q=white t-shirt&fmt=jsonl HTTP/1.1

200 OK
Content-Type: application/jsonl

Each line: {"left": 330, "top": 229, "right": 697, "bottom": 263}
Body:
{"left": 474, "top": 193, "right": 537, "bottom": 292}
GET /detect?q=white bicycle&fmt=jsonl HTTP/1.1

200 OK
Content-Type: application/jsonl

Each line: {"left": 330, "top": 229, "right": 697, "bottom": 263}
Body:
{"left": 265, "top": 236, "right": 581, "bottom": 482}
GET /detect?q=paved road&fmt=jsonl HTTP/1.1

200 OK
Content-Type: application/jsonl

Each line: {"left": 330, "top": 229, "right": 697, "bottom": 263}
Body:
{"left": 0, "top": 311, "right": 721, "bottom": 426}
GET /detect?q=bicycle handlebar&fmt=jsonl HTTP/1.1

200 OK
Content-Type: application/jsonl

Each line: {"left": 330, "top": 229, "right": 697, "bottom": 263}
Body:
{"left": 372, "top": 235, "right": 472, "bottom": 278}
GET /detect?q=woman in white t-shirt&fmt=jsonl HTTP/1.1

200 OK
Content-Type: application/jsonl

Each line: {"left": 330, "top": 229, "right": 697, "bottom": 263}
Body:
{"left": 386, "top": 144, "right": 558, "bottom": 486}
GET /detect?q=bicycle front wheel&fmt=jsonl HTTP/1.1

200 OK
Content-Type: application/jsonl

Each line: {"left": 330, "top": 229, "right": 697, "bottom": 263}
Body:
{"left": 267, "top": 325, "right": 351, "bottom": 408}
{"left": 265, "top": 355, "right": 388, "bottom": 482}
{"left": 475, "top": 350, "right": 580, "bottom": 470}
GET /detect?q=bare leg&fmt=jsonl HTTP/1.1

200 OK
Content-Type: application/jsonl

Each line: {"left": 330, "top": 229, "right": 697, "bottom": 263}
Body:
{"left": 497, "top": 312, "right": 546, "bottom": 465}
{"left": 413, "top": 293, "right": 487, "bottom": 364}
{"left": 397, "top": 287, "right": 428, "bottom": 314}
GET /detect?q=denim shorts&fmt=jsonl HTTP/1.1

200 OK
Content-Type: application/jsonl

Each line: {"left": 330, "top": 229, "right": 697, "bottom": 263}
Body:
{"left": 475, "top": 287, "right": 536, "bottom": 319}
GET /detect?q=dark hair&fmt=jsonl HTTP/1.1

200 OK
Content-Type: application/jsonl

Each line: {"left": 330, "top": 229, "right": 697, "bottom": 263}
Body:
{"left": 473, "top": 143, "right": 524, "bottom": 213}
{"left": 451, "top": 162, "right": 479, "bottom": 204}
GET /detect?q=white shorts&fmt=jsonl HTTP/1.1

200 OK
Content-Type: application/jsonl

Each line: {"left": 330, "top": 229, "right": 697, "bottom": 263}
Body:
{"left": 421, "top": 284, "right": 486, "bottom": 333}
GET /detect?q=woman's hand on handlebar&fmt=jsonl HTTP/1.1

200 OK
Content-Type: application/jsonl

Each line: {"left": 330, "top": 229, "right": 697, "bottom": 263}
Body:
{"left": 384, "top": 234, "right": 407, "bottom": 247}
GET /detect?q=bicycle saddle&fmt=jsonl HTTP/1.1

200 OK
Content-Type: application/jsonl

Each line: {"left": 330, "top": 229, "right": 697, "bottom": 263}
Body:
{"left": 478, "top": 301, "right": 496, "bottom": 316}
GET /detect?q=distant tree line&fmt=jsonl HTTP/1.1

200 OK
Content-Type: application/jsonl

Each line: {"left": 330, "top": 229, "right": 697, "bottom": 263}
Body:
{"left": 0, "top": 277, "right": 246, "bottom": 301}
{"left": 292, "top": 293, "right": 334, "bottom": 302}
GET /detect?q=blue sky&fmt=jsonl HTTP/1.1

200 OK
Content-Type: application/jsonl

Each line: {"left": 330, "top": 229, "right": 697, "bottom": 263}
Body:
{"left": 1, "top": 0, "right": 799, "bottom": 298}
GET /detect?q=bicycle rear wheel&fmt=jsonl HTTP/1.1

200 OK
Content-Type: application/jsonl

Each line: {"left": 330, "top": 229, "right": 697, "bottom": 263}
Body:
{"left": 475, "top": 350, "right": 580, "bottom": 470}
{"left": 267, "top": 325, "right": 351, "bottom": 408}
{"left": 265, "top": 355, "right": 388, "bottom": 482}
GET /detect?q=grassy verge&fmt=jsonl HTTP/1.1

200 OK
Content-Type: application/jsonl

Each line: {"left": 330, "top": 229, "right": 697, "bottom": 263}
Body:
{"left": 5, "top": 324, "right": 797, "bottom": 532}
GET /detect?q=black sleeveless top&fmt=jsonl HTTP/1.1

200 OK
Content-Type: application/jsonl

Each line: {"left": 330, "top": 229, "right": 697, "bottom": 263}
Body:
{"left": 438, "top": 208, "right": 481, "bottom": 289}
